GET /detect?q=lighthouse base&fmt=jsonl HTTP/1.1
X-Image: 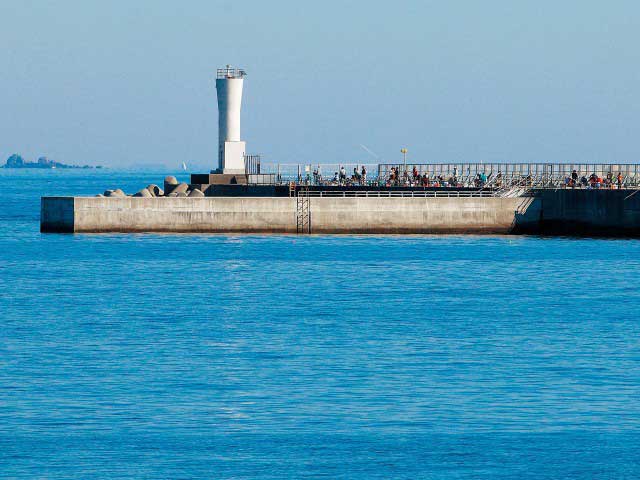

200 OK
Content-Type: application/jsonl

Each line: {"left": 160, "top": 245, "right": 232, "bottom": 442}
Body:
{"left": 218, "top": 141, "right": 246, "bottom": 174}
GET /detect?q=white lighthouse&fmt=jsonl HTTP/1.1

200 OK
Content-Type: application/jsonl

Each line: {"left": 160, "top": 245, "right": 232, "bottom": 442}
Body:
{"left": 216, "top": 65, "right": 246, "bottom": 174}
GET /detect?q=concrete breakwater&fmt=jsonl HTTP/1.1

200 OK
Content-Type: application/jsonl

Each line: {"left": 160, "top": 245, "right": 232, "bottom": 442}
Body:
{"left": 41, "top": 196, "right": 536, "bottom": 234}
{"left": 40, "top": 189, "right": 640, "bottom": 236}
{"left": 529, "top": 189, "right": 640, "bottom": 236}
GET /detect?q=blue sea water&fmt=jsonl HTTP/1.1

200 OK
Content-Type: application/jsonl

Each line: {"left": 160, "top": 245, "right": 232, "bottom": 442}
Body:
{"left": 1, "top": 169, "right": 640, "bottom": 479}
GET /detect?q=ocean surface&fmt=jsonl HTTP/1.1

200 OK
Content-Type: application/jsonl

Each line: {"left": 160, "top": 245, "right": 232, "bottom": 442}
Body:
{"left": 1, "top": 169, "right": 640, "bottom": 479}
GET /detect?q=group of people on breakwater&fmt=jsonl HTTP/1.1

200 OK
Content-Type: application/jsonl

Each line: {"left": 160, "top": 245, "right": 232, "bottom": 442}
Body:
{"left": 564, "top": 170, "right": 624, "bottom": 189}
{"left": 303, "top": 165, "right": 629, "bottom": 189}
{"left": 311, "top": 165, "right": 369, "bottom": 186}
{"left": 385, "top": 166, "right": 466, "bottom": 187}
{"left": 309, "top": 165, "right": 489, "bottom": 188}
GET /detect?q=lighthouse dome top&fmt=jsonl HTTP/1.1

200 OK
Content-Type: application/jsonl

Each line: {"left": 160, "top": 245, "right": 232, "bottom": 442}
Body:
{"left": 217, "top": 65, "right": 246, "bottom": 79}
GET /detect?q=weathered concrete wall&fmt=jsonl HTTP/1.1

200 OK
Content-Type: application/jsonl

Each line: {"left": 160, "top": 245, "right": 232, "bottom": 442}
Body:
{"left": 40, "top": 196, "right": 537, "bottom": 234}
{"left": 67, "top": 197, "right": 296, "bottom": 233}
{"left": 308, "top": 197, "right": 534, "bottom": 234}
{"left": 529, "top": 189, "right": 640, "bottom": 236}
{"left": 40, "top": 197, "right": 75, "bottom": 232}
{"left": 41, "top": 191, "right": 640, "bottom": 236}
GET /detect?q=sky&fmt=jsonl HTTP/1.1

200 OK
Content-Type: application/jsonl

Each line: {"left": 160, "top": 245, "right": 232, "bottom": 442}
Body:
{"left": 1, "top": 0, "right": 639, "bottom": 169}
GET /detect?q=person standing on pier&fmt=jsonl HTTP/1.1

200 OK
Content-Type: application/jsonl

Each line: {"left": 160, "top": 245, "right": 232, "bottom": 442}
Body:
{"left": 571, "top": 170, "right": 578, "bottom": 188}
{"left": 605, "top": 172, "right": 613, "bottom": 188}
{"left": 353, "top": 167, "right": 361, "bottom": 184}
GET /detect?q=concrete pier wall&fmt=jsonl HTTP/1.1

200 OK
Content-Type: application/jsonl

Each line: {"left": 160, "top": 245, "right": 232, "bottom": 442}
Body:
{"left": 41, "top": 196, "right": 537, "bottom": 234}
{"left": 40, "top": 197, "right": 75, "bottom": 232}
{"left": 307, "top": 197, "right": 533, "bottom": 234}
{"left": 529, "top": 189, "right": 640, "bottom": 236}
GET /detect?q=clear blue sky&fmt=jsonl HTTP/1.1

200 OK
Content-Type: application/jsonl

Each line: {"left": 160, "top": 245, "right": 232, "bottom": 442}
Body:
{"left": 1, "top": 0, "right": 639, "bottom": 168}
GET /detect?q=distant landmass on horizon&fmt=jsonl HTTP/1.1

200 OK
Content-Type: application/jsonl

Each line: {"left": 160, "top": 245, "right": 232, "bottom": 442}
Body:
{"left": 2, "top": 154, "right": 102, "bottom": 169}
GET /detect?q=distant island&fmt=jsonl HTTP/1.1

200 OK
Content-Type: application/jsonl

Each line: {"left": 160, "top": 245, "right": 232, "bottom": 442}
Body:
{"left": 2, "top": 154, "right": 102, "bottom": 169}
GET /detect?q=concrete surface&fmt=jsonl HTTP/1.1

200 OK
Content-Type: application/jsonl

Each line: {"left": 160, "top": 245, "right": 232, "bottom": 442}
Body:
{"left": 522, "top": 189, "right": 640, "bottom": 236}
{"left": 40, "top": 197, "right": 75, "bottom": 232}
{"left": 41, "top": 196, "right": 538, "bottom": 234}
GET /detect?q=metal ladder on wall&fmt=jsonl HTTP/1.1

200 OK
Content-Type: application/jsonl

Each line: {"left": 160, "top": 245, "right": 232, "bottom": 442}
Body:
{"left": 296, "top": 185, "right": 311, "bottom": 234}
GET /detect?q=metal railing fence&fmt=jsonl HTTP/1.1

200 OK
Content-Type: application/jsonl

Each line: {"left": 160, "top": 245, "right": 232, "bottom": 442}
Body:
{"left": 306, "top": 189, "right": 500, "bottom": 198}
{"left": 242, "top": 162, "right": 640, "bottom": 190}
{"left": 256, "top": 163, "right": 380, "bottom": 185}
{"left": 378, "top": 163, "right": 640, "bottom": 189}
{"left": 216, "top": 66, "right": 246, "bottom": 79}
{"left": 244, "top": 155, "right": 261, "bottom": 174}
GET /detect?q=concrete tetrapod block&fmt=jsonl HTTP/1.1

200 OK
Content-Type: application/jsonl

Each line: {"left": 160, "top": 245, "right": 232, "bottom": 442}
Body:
{"left": 133, "top": 188, "right": 152, "bottom": 197}
{"left": 175, "top": 192, "right": 188, "bottom": 197}
{"left": 146, "top": 184, "right": 164, "bottom": 197}
{"left": 104, "top": 189, "right": 126, "bottom": 197}
{"left": 171, "top": 183, "right": 189, "bottom": 195}
{"left": 188, "top": 188, "right": 205, "bottom": 197}
{"left": 164, "top": 176, "right": 179, "bottom": 194}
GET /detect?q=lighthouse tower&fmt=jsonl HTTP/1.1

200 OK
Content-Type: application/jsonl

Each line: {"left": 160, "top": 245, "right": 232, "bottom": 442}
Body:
{"left": 216, "top": 65, "right": 246, "bottom": 174}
